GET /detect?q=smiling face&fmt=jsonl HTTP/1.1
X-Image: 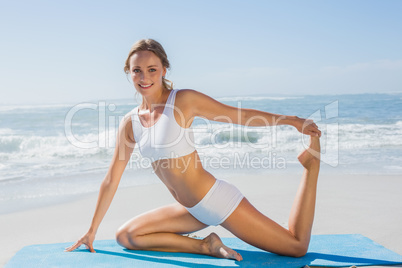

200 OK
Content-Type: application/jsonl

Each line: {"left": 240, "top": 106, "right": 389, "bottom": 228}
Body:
{"left": 129, "top": 50, "right": 167, "bottom": 96}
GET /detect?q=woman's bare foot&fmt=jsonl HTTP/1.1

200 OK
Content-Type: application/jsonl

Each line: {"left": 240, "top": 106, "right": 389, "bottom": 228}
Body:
{"left": 297, "top": 136, "right": 321, "bottom": 170}
{"left": 202, "top": 232, "right": 242, "bottom": 261}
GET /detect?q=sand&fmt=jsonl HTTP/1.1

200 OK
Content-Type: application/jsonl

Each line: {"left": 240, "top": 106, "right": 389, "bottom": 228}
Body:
{"left": 1, "top": 172, "right": 402, "bottom": 267}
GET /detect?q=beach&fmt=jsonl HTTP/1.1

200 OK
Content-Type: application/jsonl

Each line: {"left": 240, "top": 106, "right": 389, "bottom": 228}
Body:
{"left": 1, "top": 93, "right": 401, "bottom": 266}
{"left": 2, "top": 172, "right": 402, "bottom": 266}
{"left": 2, "top": 0, "right": 402, "bottom": 265}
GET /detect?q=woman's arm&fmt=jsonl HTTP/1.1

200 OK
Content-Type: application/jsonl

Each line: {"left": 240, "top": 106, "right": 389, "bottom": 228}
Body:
{"left": 182, "top": 89, "right": 321, "bottom": 137}
{"left": 65, "top": 115, "right": 136, "bottom": 252}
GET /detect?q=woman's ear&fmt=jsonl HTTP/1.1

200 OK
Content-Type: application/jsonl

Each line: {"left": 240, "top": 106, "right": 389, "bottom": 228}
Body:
{"left": 162, "top": 67, "right": 167, "bottom": 77}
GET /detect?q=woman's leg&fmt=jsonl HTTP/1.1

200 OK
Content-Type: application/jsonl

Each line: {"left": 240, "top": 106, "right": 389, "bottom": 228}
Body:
{"left": 116, "top": 203, "right": 243, "bottom": 260}
{"left": 221, "top": 136, "right": 321, "bottom": 257}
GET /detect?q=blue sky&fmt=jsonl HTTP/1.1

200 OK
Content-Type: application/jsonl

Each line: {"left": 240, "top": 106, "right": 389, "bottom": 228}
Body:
{"left": 0, "top": 0, "right": 401, "bottom": 104}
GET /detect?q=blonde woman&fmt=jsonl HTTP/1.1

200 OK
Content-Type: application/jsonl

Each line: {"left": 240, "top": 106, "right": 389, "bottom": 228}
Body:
{"left": 66, "top": 39, "right": 321, "bottom": 261}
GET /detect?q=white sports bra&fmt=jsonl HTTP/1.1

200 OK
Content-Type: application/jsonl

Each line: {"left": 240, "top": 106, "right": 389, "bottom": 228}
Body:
{"left": 130, "top": 89, "right": 196, "bottom": 162}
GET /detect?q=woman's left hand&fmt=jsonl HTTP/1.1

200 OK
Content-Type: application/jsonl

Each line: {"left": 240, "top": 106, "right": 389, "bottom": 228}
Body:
{"left": 293, "top": 117, "right": 321, "bottom": 137}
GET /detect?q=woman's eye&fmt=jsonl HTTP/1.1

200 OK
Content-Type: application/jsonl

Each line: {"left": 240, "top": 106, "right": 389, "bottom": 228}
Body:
{"left": 149, "top": 68, "right": 156, "bottom": 72}
{"left": 133, "top": 69, "right": 140, "bottom": 73}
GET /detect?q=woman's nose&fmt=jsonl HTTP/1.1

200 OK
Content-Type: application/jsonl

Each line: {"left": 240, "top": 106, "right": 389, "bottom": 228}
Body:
{"left": 139, "top": 72, "right": 148, "bottom": 81}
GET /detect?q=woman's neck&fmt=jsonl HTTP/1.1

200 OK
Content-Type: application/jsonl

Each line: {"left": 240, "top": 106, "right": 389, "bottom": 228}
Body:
{"left": 140, "top": 88, "right": 170, "bottom": 112}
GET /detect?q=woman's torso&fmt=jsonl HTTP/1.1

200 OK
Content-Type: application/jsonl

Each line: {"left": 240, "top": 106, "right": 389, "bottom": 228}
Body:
{"left": 131, "top": 89, "right": 216, "bottom": 207}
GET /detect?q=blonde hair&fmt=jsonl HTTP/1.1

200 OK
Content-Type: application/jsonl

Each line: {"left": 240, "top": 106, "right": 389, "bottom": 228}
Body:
{"left": 124, "top": 39, "right": 173, "bottom": 90}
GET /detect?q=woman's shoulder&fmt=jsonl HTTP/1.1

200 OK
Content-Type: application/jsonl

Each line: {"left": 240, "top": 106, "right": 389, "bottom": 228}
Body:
{"left": 175, "top": 89, "right": 215, "bottom": 106}
{"left": 174, "top": 89, "right": 219, "bottom": 119}
{"left": 174, "top": 89, "right": 200, "bottom": 108}
{"left": 175, "top": 88, "right": 206, "bottom": 101}
{"left": 118, "top": 109, "right": 136, "bottom": 142}
{"left": 175, "top": 88, "right": 196, "bottom": 95}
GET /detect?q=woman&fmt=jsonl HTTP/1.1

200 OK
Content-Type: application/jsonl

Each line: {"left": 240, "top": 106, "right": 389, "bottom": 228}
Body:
{"left": 66, "top": 39, "right": 321, "bottom": 261}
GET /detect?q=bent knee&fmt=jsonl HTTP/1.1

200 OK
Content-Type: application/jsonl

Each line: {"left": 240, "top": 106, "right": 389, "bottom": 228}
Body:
{"left": 115, "top": 228, "right": 144, "bottom": 250}
{"left": 287, "top": 242, "right": 308, "bottom": 258}
{"left": 116, "top": 229, "right": 130, "bottom": 248}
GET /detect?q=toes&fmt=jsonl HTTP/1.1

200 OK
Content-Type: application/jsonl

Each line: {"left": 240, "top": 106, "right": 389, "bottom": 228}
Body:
{"left": 205, "top": 232, "right": 242, "bottom": 261}
{"left": 218, "top": 247, "right": 229, "bottom": 258}
{"left": 222, "top": 246, "right": 242, "bottom": 261}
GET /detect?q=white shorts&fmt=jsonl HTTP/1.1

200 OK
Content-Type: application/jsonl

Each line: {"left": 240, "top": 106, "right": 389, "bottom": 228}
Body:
{"left": 185, "top": 179, "right": 244, "bottom": 226}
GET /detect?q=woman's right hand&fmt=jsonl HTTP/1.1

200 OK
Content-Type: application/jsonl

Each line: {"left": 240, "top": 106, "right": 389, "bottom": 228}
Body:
{"left": 65, "top": 231, "right": 96, "bottom": 253}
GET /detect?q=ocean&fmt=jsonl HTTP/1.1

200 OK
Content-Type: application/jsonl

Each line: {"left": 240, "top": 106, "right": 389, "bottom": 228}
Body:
{"left": 0, "top": 92, "right": 401, "bottom": 214}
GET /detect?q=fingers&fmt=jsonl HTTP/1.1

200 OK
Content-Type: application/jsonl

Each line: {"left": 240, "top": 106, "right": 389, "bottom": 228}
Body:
{"left": 85, "top": 244, "right": 96, "bottom": 253}
{"left": 64, "top": 241, "right": 82, "bottom": 252}
{"left": 305, "top": 120, "right": 321, "bottom": 137}
{"left": 311, "top": 128, "right": 321, "bottom": 137}
{"left": 303, "top": 124, "right": 321, "bottom": 137}
{"left": 89, "top": 244, "right": 96, "bottom": 253}
{"left": 313, "top": 128, "right": 321, "bottom": 137}
{"left": 64, "top": 241, "right": 96, "bottom": 253}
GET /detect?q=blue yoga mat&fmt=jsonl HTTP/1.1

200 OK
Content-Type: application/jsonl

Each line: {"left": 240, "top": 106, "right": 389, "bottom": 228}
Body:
{"left": 5, "top": 234, "right": 402, "bottom": 267}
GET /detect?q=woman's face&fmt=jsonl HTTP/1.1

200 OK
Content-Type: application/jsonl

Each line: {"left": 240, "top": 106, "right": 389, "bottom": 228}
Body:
{"left": 129, "top": 50, "right": 167, "bottom": 96}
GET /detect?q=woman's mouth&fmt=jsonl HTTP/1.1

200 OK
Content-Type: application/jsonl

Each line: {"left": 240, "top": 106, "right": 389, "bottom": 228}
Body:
{"left": 139, "top": 83, "right": 153, "bottom": 89}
